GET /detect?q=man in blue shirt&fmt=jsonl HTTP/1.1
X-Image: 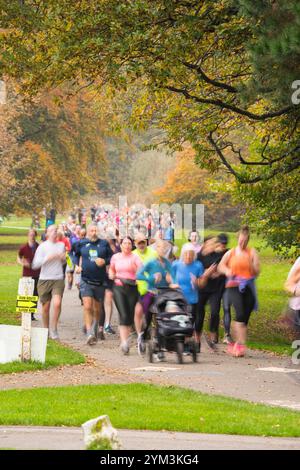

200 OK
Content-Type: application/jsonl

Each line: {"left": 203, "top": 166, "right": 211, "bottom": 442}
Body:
{"left": 75, "top": 224, "right": 113, "bottom": 345}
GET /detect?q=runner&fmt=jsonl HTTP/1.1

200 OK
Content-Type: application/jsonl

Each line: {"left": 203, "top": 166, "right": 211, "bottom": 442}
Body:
{"left": 215, "top": 233, "right": 233, "bottom": 344}
{"left": 284, "top": 257, "right": 300, "bottom": 334}
{"left": 196, "top": 236, "right": 225, "bottom": 350}
{"left": 172, "top": 243, "right": 214, "bottom": 353}
{"left": 133, "top": 233, "right": 158, "bottom": 354}
{"left": 103, "top": 234, "right": 121, "bottom": 336}
{"left": 74, "top": 223, "right": 113, "bottom": 345}
{"left": 17, "top": 229, "right": 41, "bottom": 321}
{"left": 32, "top": 225, "right": 66, "bottom": 339}
{"left": 136, "top": 239, "right": 174, "bottom": 344}
{"left": 182, "top": 231, "right": 202, "bottom": 254}
{"left": 67, "top": 225, "right": 82, "bottom": 290}
{"left": 218, "top": 225, "right": 260, "bottom": 357}
{"left": 73, "top": 227, "right": 88, "bottom": 306}
{"left": 109, "top": 237, "right": 142, "bottom": 355}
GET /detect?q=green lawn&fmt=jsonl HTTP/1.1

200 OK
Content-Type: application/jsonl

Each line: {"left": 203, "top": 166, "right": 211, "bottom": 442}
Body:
{"left": 0, "top": 383, "right": 299, "bottom": 437}
{"left": 0, "top": 340, "right": 85, "bottom": 374}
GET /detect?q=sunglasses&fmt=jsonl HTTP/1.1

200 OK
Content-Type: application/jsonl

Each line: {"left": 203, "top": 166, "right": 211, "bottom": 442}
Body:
{"left": 137, "top": 240, "right": 146, "bottom": 245}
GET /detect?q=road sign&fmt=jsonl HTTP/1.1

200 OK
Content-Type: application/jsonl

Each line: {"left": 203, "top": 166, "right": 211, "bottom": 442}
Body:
{"left": 16, "top": 307, "right": 37, "bottom": 313}
{"left": 16, "top": 295, "right": 38, "bottom": 313}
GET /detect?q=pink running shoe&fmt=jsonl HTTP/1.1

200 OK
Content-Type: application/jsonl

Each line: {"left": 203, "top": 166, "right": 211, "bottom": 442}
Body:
{"left": 226, "top": 342, "right": 235, "bottom": 356}
{"left": 227, "top": 342, "right": 246, "bottom": 357}
{"left": 233, "top": 343, "right": 246, "bottom": 357}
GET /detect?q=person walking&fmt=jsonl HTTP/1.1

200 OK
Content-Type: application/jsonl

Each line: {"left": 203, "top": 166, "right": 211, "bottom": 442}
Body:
{"left": 32, "top": 225, "right": 66, "bottom": 339}
{"left": 109, "top": 237, "right": 142, "bottom": 355}
{"left": 17, "top": 229, "right": 41, "bottom": 321}
{"left": 218, "top": 225, "right": 260, "bottom": 357}
{"left": 74, "top": 223, "right": 113, "bottom": 345}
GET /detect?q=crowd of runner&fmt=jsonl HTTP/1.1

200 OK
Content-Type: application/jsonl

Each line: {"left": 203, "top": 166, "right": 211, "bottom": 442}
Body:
{"left": 17, "top": 207, "right": 300, "bottom": 359}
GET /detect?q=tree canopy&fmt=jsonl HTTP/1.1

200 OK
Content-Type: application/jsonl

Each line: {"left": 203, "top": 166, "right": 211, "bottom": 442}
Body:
{"left": 0, "top": 0, "right": 299, "bottom": 252}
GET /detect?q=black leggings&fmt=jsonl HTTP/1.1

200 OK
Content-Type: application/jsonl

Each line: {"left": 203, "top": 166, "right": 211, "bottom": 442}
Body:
{"left": 222, "top": 289, "right": 232, "bottom": 335}
{"left": 227, "top": 286, "right": 255, "bottom": 325}
{"left": 113, "top": 284, "right": 139, "bottom": 327}
{"left": 197, "top": 291, "right": 223, "bottom": 334}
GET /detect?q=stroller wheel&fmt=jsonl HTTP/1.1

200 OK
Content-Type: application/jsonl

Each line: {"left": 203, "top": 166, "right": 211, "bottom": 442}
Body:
{"left": 176, "top": 341, "right": 184, "bottom": 364}
{"left": 148, "top": 342, "right": 154, "bottom": 363}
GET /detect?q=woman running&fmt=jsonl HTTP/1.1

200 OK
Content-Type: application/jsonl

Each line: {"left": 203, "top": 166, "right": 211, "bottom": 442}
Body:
{"left": 218, "top": 225, "right": 260, "bottom": 357}
{"left": 172, "top": 243, "right": 214, "bottom": 352}
{"left": 136, "top": 239, "right": 174, "bottom": 340}
{"left": 109, "top": 237, "right": 142, "bottom": 354}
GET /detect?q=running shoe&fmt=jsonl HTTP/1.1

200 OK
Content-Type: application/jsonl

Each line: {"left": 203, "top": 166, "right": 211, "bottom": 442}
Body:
{"left": 49, "top": 330, "right": 59, "bottom": 340}
{"left": 233, "top": 343, "right": 246, "bottom": 357}
{"left": 104, "top": 324, "right": 116, "bottom": 335}
{"left": 86, "top": 334, "right": 97, "bottom": 346}
{"left": 183, "top": 343, "right": 191, "bottom": 356}
{"left": 98, "top": 329, "right": 105, "bottom": 340}
{"left": 153, "top": 351, "right": 165, "bottom": 362}
{"left": 223, "top": 334, "right": 234, "bottom": 345}
{"left": 227, "top": 342, "right": 246, "bottom": 357}
{"left": 137, "top": 335, "right": 146, "bottom": 355}
{"left": 206, "top": 335, "right": 217, "bottom": 351}
{"left": 121, "top": 341, "right": 130, "bottom": 355}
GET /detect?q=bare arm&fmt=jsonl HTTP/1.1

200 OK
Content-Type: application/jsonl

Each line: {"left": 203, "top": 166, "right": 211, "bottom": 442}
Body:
{"left": 218, "top": 250, "right": 233, "bottom": 277}
{"left": 285, "top": 265, "right": 300, "bottom": 295}
{"left": 251, "top": 249, "right": 260, "bottom": 277}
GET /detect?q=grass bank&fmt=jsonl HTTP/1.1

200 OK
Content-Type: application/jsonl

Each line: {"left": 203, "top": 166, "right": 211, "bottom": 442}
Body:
{"left": 0, "top": 384, "right": 299, "bottom": 437}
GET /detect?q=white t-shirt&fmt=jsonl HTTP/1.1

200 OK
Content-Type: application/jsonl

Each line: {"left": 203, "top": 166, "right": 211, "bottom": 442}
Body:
{"left": 32, "top": 240, "right": 65, "bottom": 280}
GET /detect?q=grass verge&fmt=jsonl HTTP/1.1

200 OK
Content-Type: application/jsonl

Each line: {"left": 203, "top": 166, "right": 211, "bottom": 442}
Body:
{"left": 0, "top": 384, "right": 299, "bottom": 437}
{"left": 0, "top": 340, "right": 85, "bottom": 374}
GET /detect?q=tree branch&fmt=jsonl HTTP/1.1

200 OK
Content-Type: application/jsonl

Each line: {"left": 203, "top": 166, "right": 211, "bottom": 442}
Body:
{"left": 165, "top": 85, "right": 293, "bottom": 121}
{"left": 181, "top": 61, "right": 237, "bottom": 93}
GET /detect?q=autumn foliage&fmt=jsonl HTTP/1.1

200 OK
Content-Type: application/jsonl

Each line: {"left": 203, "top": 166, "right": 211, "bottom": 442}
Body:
{"left": 153, "top": 147, "right": 241, "bottom": 228}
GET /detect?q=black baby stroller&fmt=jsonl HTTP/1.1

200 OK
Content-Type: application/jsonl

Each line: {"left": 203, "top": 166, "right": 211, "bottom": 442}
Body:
{"left": 147, "top": 288, "right": 197, "bottom": 364}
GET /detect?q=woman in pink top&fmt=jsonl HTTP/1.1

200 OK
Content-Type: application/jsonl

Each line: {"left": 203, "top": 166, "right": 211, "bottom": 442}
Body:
{"left": 109, "top": 237, "right": 142, "bottom": 354}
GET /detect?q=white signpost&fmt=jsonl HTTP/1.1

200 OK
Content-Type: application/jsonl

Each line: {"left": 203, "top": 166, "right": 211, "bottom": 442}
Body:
{"left": 18, "top": 277, "right": 35, "bottom": 362}
{"left": 0, "top": 277, "right": 48, "bottom": 364}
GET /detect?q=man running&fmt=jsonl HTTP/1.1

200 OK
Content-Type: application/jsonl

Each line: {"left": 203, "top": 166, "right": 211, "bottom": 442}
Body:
{"left": 32, "top": 225, "right": 66, "bottom": 339}
{"left": 75, "top": 223, "right": 113, "bottom": 345}
{"left": 17, "top": 229, "right": 41, "bottom": 321}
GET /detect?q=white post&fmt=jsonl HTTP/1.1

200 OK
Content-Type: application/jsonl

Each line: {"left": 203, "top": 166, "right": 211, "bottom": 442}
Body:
{"left": 18, "top": 277, "right": 34, "bottom": 362}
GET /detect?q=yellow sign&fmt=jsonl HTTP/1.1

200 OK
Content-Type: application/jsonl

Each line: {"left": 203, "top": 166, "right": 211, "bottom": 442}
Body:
{"left": 16, "top": 295, "right": 38, "bottom": 313}
{"left": 16, "top": 307, "right": 37, "bottom": 313}
{"left": 17, "top": 295, "right": 38, "bottom": 301}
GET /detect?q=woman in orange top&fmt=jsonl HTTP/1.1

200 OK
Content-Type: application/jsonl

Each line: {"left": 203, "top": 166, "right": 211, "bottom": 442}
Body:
{"left": 218, "top": 226, "right": 260, "bottom": 357}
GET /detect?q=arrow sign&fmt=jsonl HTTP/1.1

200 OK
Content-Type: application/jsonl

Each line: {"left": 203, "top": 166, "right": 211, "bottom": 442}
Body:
{"left": 16, "top": 295, "right": 38, "bottom": 313}
{"left": 17, "top": 301, "right": 37, "bottom": 308}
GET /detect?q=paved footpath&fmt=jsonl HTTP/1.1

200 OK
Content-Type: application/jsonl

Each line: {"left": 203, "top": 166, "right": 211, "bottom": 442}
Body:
{"left": 0, "top": 426, "right": 300, "bottom": 450}
{"left": 1, "top": 288, "right": 300, "bottom": 409}
{"left": 1, "top": 288, "right": 300, "bottom": 450}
